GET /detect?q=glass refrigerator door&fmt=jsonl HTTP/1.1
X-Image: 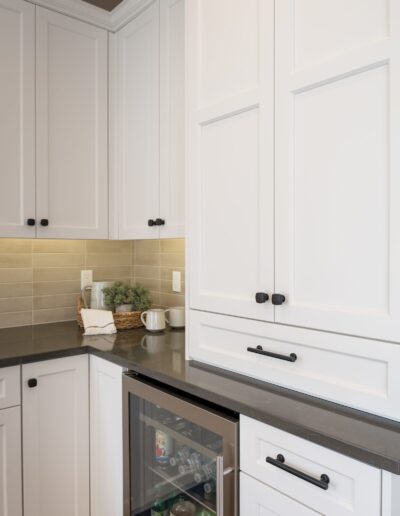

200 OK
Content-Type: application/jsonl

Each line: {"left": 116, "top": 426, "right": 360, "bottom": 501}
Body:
{"left": 123, "top": 376, "right": 238, "bottom": 516}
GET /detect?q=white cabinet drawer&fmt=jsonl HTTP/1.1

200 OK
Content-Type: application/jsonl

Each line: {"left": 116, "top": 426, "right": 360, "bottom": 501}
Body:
{"left": 189, "top": 310, "right": 400, "bottom": 420}
{"left": 240, "top": 416, "right": 381, "bottom": 516}
{"left": 240, "top": 472, "right": 318, "bottom": 516}
{"left": 0, "top": 366, "right": 20, "bottom": 410}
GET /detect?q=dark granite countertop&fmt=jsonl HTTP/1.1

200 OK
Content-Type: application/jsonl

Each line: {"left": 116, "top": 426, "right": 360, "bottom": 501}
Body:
{"left": 1, "top": 321, "right": 400, "bottom": 474}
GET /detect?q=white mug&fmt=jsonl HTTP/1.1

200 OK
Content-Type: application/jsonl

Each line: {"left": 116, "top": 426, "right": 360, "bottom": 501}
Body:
{"left": 165, "top": 306, "right": 185, "bottom": 328}
{"left": 141, "top": 309, "right": 166, "bottom": 332}
{"left": 82, "top": 281, "right": 113, "bottom": 310}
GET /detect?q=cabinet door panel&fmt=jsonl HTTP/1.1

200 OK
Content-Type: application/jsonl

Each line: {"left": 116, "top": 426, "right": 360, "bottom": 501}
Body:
{"left": 0, "top": 0, "right": 35, "bottom": 238}
{"left": 115, "top": 2, "right": 160, "bottom": 240}
{"left": 36, "top": 7, "right": 108, "bottom": 239}
{"left": 159, "top": 0, "right": 185, "bottom": 238}
{"left": 187, "top": 0, "right": 274, "bottom": 321}
{"left": 0, "top": 407, "right": 22, "bottom": 516}
{"left": 275, "top": 0, "right": 400, "bottom": 341}
{"left": 90, "top": 356, "right": 123, "bottom": 516}
{"left": 240, "top": 473, "right": 318, "bottom": 516}
{"left": 23, "top": 356, "right": 89, "bottom": 516}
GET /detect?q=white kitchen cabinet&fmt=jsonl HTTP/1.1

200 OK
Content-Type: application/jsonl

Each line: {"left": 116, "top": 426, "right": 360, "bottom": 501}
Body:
{"left": 241, "top": 415, "right": 381, "bottom": 516}
{"left": 114, "top": 1, "right": 160, "bottom": 240}
{"left": 36, "top": 7, "right": 108, "bottom": 239}
{"left": 113, "top": 0, "right": 184, "bottom": 240}
{"left": 0, "top": 0, "right": 35, "bottom": 238}
{"left": 240, "top": 473, "right": 318, "bottom": 516}
{"left": 90, "top": 355, "right": 123, "bottom": 516}
{"left": 0, "top": 406, "right": 23, "bottom": 516}
{"left": 22, "top": 355, "right": 89, "bottom": 516}
{"left": 186, "top": 0, "right": 274, "bottom": 320}
{"left": 159, "top": 0, "right": 185, "bottom": 238}
{"left": 189, "top": 310, "right": 400, "bottom": 420}
{"left": 274, "top": 0, "right": 400, "bottom": 342}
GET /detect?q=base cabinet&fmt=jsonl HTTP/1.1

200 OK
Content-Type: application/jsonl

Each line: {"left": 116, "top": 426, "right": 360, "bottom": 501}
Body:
{"left": 22, "top": 355, "right": 89, "bottom": 516}
{"left": 0, "top": 407, "right": 22, "bottom": 516}
{"left": 240, "top": 473, "right": 318, "bottom": 516}
{"left": 90, "top": 355, "right": 123, "bottom": 516}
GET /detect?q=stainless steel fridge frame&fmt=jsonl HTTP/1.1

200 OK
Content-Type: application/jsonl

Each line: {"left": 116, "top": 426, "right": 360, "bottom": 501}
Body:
{"left": 123, "top": 373, "right": 239, "bottom": 516}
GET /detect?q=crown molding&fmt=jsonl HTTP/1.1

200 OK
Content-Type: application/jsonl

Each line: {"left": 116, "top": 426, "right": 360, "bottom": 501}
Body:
{"left": 110, "top": 0, "right": 155, "bottom": 31}
{"left": 25, "top": 0, "right": 153, "bottom": 31}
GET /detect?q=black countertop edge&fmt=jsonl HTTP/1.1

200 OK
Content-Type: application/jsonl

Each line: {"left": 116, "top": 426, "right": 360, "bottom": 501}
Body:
{"left": 97, "top": 352, "right": 400, "bottom": 475}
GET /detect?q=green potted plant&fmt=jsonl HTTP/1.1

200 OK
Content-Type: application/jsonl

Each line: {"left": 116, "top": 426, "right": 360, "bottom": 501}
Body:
{"left": 102, "top": 282, "right": 151, "bottom": 313}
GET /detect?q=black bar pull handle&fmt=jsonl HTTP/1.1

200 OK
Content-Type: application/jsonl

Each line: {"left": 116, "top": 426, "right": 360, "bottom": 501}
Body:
{"left": 266, "top": 454, "right": 330, "bottom": 490}
{"left": 247, "top": 345, "right": 297, "bottom": 363}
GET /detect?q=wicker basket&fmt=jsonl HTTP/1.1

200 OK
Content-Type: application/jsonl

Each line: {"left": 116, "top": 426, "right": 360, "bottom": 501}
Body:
{"left": 77, "top": 296, "right": 144, "bottom": 331}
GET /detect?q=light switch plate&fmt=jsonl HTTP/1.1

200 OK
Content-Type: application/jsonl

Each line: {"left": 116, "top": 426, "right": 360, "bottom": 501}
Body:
{"left": 81, "top": 270, "right": 93, "bottom": 290}
{"left": 172, "top": 271, "right": 181, "bottom": 293}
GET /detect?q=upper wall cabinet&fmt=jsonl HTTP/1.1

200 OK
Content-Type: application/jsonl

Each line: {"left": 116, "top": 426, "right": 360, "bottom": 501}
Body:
{"left": 187, "top": 0, "right": 275, "bottom": 320}
{"left": 0, "top": 0, "right": 35, "bottom": 238}
{"left": 36, "top": 7, "right": 109, "bottom": 239}
{"left": 113, "top": 0, "right": 185, "bottom": 240}
{"left": 274, "top": 0, "right": 400, "bottom": 342}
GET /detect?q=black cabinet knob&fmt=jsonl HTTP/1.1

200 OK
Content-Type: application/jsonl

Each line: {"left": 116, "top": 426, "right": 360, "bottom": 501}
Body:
{"left": 40, "top": 219, "right": 49, "bottom": 227}
{"left": 27, "top": 378, "right": 37, "bottom": 388}
{"left": 155, "top": 218, "right": 165, "bottom": 226}
{"left": 27, "top": 218, "right": 36, "bottom": 226}
{"left": 255, "top": 292, "right": 269, "bottom": 303}
{"left": 148, "top": 219, "right": 156, "bottom": 227}
{"left": 272, "top": 294, "right": 286, "bottom": 305}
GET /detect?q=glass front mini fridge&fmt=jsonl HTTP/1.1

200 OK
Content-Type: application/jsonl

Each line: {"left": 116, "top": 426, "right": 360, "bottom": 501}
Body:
{"left": 123, "top": 373, "right": 239, "bottom": 516}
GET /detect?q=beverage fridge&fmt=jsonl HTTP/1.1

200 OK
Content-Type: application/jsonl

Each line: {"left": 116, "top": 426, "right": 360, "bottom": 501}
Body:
{"left": 123, "top": 373, "right": 239, "bottom": 516}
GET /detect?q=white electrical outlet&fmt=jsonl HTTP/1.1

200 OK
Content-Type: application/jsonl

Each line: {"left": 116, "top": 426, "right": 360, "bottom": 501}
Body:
{"left": 81, "top": 270, "right": 93, "bottom": 290}
{"left": 172, "top": 271, "right": 181, "bottom": 292}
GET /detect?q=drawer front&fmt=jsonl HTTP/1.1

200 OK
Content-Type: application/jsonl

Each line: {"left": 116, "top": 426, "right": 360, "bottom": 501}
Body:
{"left": 0, "top": 366, "right": 20, "bottom": 410}
{"left": 240, "top": 416, "right": 381, "bottom": 516}
{"left": 240, "top": 472, "right": 318, "bottom": 516}
{"left": 189, "top": 310, "right": 400, "bottom": 420}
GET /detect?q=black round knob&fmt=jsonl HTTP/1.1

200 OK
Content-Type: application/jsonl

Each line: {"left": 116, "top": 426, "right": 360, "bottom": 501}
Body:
{"left": 155, "top": 218, "right": 165, "bottom": 226}
{"left": 272, "top": 294, "right": 286, "bottom": 305}
{"left": 40, "top": 219, "right": 49, "bottom": 227}
{"left": 255, "top": 292, "right": 269, "bottom": 303}
{"left": 27, "top": 378, "right": 37, "bottom": 388}
{"left": 148, "top": 219, "right": 156, "bottom": 227}
{"left": 277, "top": 454, "right": 285, "bottom": 463}
{"left": 27, "top": 218, "right": 36, "bottom": 226}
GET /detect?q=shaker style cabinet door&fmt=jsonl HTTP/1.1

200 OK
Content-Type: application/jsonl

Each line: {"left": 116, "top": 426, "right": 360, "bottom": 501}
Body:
{"left": 240, "top": 473, "right": 318, "bottom": 516}
{"left": 114, "top": 2, "right": 160, "bottom": 240}
{"left": 90, "top": 356, "right": 123, "bottom": 516}
{"left": 0, "top": 407, "right": 22, "bottom": 516}
{"left": 275, "top": 0, "right": 400, "bottom": 341}
{"left": 0, "top": 0, "right": 35, "bottom": 238}
{"left": 159, "top": 0, "right": 185, "bottom": 238}
{"left": 187, "top": 0, "right": 275, "bottom": 321}
{"left": 22, "top": 356, "right": 89, "bottom": 516}
{"left": 36, "top": 7, "right": 108, "bottom": 239}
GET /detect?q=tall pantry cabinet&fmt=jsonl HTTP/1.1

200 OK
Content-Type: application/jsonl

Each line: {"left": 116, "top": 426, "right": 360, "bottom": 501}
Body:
{"left": 187, "top": 0, "right": 400, "bottom": 421}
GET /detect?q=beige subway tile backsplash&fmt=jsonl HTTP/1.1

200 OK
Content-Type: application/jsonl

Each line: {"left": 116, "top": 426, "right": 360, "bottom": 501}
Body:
{"left": 0, "top": 238, "right": 185, "bottom": 328}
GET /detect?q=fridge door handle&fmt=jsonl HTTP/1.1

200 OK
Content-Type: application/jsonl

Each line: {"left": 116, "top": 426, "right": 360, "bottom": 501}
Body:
{"left": 216, "top": 456, "right": 235, "bottom": 515}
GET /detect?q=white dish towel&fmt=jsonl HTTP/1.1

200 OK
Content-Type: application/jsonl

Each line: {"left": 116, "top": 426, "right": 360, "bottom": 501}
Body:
{"left": 80, "top": 308, "right": 117, "bottom": 335}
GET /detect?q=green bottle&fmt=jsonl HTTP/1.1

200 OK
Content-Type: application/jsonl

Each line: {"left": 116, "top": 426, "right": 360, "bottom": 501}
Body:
{"left": 151, "top": 496, "right": 168, "bottom": 516}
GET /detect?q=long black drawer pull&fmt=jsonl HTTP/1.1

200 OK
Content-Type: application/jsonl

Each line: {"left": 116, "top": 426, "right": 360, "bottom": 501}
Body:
{"left": 266, "top": 454, "right": 330, "bottom": 490}
{"left": 247, "top": 345, "right": 297, "bottom": 362}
